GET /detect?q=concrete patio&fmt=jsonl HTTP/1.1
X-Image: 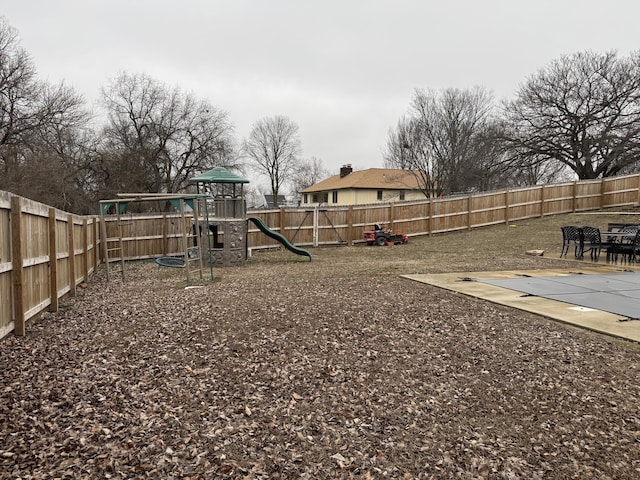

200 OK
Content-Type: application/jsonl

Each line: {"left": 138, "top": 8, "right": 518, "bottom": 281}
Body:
{"left": 404, "top": 264, "right": 640, "bottom": 343}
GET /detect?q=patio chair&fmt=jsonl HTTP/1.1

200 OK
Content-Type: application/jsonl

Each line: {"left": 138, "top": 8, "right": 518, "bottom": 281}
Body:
{"left": 581, "top": 226, "right": 607, "bottom": 261}
{"left": 613, "top": 228, "right": 640, "bottom": 263}
{"left": 560, "top": 226, "right": 584, "bottom": 259}
{"left": 603, "top": 225, "right": 637, "bottom": 263}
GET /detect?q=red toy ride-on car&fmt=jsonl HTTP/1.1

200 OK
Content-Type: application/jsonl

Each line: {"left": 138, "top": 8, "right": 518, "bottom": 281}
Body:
{"left": 363, "top": 224, "right": 409, "bottom": 246}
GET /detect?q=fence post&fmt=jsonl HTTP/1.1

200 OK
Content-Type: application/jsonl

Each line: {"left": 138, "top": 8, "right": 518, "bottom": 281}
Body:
{"left": 161, "top": 213, "right": 168, "bottom": 255}
{"left": 572, "top": 181, "right": 577, "bottom": 212}
{"left": 68, "top": 214, "right": 76, "bottom": 296}
{"left": 504, "top": 189, "right": 510, "bottom": 225}
{"left": 10, "top": 196, "right": 25, "bottom": 335}
{"left": 82, "top": 218, "right": 89, "bottom": 283}
{"left": 347, "top": 205, "right": 354, "bottom": 246}
{"left": 467, "top": 194, "right": 472, "bottom": 230}
{"left": 540, "top": 185, "right": 545, "bottom": 218}
{"left": 600, "top": 178, "right": 605, "bottom": 209}
{"left": 389, "top": 203, "right": 395, "bottom": 231}
{"left": 93, "top": 218, "right": 100, "bottom": 269}
{"left": 427, "top": 199, "right": 432, "bottom": 236}
{"left": 313, "top": 207, "right": 319, "bottom": 247}
{"left": 279, "top": 208, "right": 287, "bottom": 240}
{"left": 48, "top": 207, "right": 58, "bottom": 313}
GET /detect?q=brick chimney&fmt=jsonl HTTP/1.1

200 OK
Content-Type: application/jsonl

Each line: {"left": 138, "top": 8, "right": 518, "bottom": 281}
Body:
{"left": 340, "top": 164, "right": 353, "bottom": 178}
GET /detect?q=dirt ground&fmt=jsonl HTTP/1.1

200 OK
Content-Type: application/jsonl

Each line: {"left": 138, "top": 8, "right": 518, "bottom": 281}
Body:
{"left": 1, "top": 211, "right": 640, "bottom": 479}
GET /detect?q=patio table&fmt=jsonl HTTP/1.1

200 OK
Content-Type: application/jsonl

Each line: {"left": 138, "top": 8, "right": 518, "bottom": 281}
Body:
{"left": 604, "top": 231, "right": 637, "bottom": 241}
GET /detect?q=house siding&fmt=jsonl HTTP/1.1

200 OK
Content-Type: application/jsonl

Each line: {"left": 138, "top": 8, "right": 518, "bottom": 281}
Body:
{"left": 301, "top": 188, "right": 424, "bottom": 206}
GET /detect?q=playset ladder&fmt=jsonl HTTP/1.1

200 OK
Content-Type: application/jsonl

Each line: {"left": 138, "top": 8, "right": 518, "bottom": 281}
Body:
{"left": 179, "top": 197, "right": 204, "bottom": 283}
{"left": 101, "top": 206, "right": 127, "bottom": 281}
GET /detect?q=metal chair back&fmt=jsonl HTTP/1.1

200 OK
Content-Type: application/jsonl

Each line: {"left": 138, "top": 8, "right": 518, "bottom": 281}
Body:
{"left": 560, "top": 226, "right": 584, "bottom": 258}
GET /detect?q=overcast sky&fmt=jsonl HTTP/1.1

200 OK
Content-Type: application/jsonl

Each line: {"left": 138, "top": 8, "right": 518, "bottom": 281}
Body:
{"left": 3, "top": 0, "right": 640, "bottom": 181}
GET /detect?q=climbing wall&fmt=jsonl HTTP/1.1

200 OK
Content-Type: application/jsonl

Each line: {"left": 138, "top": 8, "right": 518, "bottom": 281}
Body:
{"left": 207, "top": 219, "right": 247, "bottom": 267}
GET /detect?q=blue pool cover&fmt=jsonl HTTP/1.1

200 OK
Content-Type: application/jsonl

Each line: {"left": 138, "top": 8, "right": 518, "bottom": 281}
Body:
{"left": 481, "top": 272, "right": 640, "bottom": 320}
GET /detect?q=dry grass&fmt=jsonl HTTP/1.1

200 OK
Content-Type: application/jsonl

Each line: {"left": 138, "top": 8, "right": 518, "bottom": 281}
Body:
{"left": 242, "top": 209, "right": 632, "bottom": 277}
{"left": 1, "top": 209, "right": 640, "bottom": 479}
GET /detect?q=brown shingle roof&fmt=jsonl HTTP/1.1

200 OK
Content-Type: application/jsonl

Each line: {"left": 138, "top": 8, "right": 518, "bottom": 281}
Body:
{"left": 301, "top": 168, "right": 422, "bottom": 193}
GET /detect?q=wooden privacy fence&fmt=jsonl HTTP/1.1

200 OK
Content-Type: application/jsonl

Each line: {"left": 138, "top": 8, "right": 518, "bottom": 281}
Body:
{"left": 0, "top": 191, "right": 100, "bottom": 339}
{"left": 247, "top": 175, "right": 640, "bottom": 249}
{"left": 1, "top": 173, "right": 639, "bottom": 339}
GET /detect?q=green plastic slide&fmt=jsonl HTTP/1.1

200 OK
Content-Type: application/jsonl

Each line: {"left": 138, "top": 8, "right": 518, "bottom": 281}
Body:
{"left": 247, "top": 217, "right": 312, "bottom": 261}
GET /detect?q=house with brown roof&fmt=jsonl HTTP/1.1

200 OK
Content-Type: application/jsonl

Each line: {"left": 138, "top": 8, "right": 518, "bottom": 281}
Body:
{"left": 300, "top": 165, "right": 425, "bottom": 206}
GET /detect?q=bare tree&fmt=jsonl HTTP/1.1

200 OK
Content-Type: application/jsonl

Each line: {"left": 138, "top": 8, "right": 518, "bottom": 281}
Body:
{"left": 244, "top": 115, "right": 301, "bottom": 202}
{"left": 97, "top": 72, "right": 237, "bottom": 199}
{"left": 502, "top": 50, "right": 640, "bottom": 180}
{"left": 385, "top": 87, "right": 497, "bottom": 196}
{"left": 20, "top": 88, "right": 96, "bottom": 212}
{"left": 0, "top": 17, "right": 37, "bottom": 181}
{"left": 0, "top": 17, "right": 94, "bottom": 212}
{"left": 290, "top": 156, "right": 328, "bottom": 195}
{"left": 384, "top": 115, "right": 440, "bottom": 196}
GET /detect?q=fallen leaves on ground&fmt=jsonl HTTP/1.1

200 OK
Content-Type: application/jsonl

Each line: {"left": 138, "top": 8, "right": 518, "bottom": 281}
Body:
{"left": 2, "top": 219, "right": 640, "bottom": 478}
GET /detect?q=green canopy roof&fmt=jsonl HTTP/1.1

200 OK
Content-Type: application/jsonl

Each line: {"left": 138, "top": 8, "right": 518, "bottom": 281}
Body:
{"left": 189, "top": 167, "right": 249, "bottom": 184}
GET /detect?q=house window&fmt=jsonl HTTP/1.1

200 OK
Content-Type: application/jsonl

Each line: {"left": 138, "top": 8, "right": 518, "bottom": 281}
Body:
{"left": 312, "top": 192, "right": 328, "bottom": 204}
{"left": 332, "top": 191, "right": 338, "bottom": 203}
{"left": 377, "top": 190, "right": 383, "bottom": 201}
{"left": 303, "top": 193, "right": 308, "bottom": 204}
{"left": 399, "top": 191, "right": 405, "bottom": 201}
